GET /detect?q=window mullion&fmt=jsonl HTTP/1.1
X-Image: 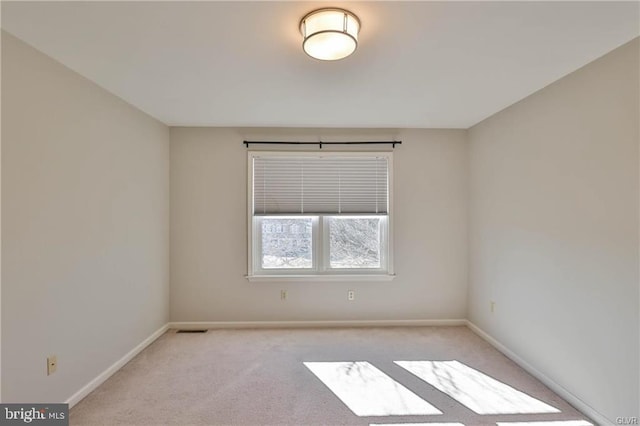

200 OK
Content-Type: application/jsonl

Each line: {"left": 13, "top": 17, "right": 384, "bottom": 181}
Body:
{"left": 317, "top": 215, "right": 325, "bottom": 272}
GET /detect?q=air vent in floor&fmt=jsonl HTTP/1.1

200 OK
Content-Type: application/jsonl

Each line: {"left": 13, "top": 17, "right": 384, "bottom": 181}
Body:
{"left": 176, "top": 329, "right": 208, "bottom": 333}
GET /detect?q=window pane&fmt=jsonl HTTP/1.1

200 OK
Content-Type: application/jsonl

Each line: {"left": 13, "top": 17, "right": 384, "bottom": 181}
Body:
{"left": 328, "top": 217, "right": 381, "bottom": 268}
{"left": 261, "top": 218, "right": 313, "bottom": 269}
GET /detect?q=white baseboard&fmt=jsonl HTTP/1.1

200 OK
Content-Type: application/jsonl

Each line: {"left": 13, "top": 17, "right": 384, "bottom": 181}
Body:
{"left": 169, "top": 319, "right": 467, "bottom": 329}
{"left": 466, "top": 321, "right": 613, "bottom": 426}
{"left": 65, "top": 323, "right": 169, "bottom": 408}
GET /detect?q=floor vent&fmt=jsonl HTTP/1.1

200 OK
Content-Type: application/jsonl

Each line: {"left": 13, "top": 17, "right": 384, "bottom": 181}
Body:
{"left": 176, "top": 329, "right": 208, "bottom": 333}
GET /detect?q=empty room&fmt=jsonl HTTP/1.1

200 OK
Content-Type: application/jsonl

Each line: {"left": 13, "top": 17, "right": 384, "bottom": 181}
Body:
{"left": 1, "top": 1, "right": 638, "bottom": 425}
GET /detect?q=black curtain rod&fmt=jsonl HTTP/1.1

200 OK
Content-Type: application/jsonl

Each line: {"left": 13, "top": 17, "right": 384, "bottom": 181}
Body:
{"left": 243, "top": 140, "right": 402, "bottom": 149}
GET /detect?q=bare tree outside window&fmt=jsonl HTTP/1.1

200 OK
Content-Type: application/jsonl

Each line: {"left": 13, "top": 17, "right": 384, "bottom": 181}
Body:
{"left": 329, "top": 217, "right": 381, "bottom": 268}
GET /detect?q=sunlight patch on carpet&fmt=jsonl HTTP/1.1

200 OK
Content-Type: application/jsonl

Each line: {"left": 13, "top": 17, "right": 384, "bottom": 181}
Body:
{"left": 496, "top": 421, "right": 593, "bottom": 426}
{"left": 304, "top": 361, "right": 442, "bottom": 416}
{"left": 395, "top": 360, "right": 560, "bottom": 415}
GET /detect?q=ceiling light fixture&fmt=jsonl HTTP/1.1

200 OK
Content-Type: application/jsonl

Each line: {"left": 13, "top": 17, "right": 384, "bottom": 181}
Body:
{"left": 299, "top": 8, "right": 360, "bottom": 61}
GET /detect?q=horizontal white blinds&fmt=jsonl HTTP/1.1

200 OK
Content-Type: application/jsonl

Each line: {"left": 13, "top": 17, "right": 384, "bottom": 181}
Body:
{"left": 253, "top": 155, "right": 389, "bottom": 214}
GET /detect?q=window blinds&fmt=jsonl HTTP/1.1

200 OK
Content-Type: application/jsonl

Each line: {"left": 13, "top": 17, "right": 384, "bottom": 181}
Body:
{"left": 253, "top": 155, "right": 389, "bottom": 215}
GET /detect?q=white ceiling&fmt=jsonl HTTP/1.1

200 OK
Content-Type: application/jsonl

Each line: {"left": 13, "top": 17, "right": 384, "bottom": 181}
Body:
{"left": 2, "top": 1, "right": 638, "bottom": 128}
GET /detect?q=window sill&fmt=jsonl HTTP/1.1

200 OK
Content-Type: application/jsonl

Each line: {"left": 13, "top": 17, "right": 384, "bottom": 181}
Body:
{"left": 245, "top": 274, "right": 396, "bottom": 283}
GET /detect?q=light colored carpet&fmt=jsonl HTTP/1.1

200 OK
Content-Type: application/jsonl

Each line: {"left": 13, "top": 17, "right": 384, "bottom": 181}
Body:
{"left": 70, "top": 326, "right": 592, "bottom": 426}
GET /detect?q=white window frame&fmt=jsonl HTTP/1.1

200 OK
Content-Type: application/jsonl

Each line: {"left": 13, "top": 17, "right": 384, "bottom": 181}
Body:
{"left": 246, "top": 151, "right": 395, "bottom": 282}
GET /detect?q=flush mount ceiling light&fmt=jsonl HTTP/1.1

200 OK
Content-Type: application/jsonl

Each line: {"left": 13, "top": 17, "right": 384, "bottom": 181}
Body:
{"left": 299, "top": 8, "right": 361, "bottom": 61}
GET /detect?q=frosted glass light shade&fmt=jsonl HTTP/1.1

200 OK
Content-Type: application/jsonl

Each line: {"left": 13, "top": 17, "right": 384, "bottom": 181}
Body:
{"left": 300, "top": 8, "right": 360, "bottom": 61}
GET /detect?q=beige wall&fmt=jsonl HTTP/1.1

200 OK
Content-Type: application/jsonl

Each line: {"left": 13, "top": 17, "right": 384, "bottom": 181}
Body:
{"left": 170, "top": 128, "right": 468, "bottom": 322}
{"left": 1, "top": 32, "right": 170, "bottom": 402}
{"left": 468, "top": 38, "right": 639, "bottom": 423}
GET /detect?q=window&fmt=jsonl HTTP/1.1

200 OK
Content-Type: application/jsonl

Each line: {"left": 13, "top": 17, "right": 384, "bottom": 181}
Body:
{"left": 247, "top": 152, "right": 393, "bottom": 280}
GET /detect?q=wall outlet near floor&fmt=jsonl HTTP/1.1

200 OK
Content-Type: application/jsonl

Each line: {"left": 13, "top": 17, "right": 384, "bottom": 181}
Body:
{"left": 348, "top": 290, "right": 355, "bottom": 301}
{"left": 490, "top": 301, "right": 495, "bottom": 313}
{"left": 47, "top": 355, "right": 57, "bottom": 375}
{"left": 280, "top": 290, "right": 287, "bottom": 301}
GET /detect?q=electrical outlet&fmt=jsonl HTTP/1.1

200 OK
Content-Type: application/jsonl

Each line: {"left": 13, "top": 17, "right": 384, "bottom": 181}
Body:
{"left": 490, "top": 301, "right": 495, "bottom": 313}
{"left": 281, "top": 290, "right": 287, "bottom": 301}
{"left": 348, "top": 290, "right": 355, "bottom": 301}
{"left": 47, "top": 355, "right": 57, "bottom": 376}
